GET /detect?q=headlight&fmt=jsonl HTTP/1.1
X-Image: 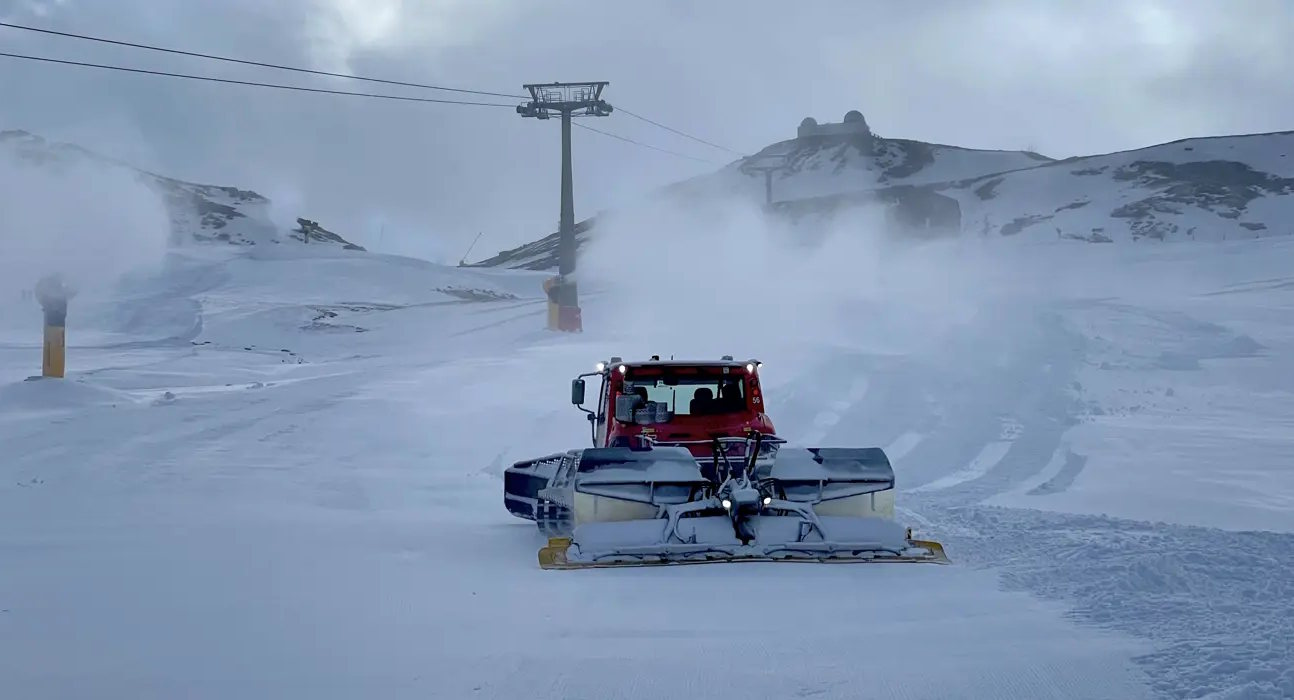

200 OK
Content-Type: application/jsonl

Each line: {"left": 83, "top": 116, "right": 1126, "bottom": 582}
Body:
{"left": 762, "top": 496, "right": 771, "bottom": 506}
{"left": 617, "top": 364, "right": 627, "bottom": 374}
{"left": 746, "top": 363, "right": 755, "bottom": 373}
{"left": 595, "top": 361, "right": 606, "bottom": 372}
{"left": 721, "top": 498, "right": 732, "bottom": 510}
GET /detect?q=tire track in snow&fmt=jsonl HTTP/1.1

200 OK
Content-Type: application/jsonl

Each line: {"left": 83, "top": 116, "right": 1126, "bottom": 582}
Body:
{"left": 932, "top": 504, "right": 1294, "bottom": 700}
{"left": 759, "top": 349, "right": 888, "bottom": 446}
{"left": 883, "top": 430, "right": 925, "bottom": 464}
{"left": 981, "top": 443, "right": 1077, "bottom": 506}
{"left": 907, "top": 439, "right": 1015, "bottom": 494}
{"left": 738, "top": 297, "right": 1287, "bottom": 699}
{"left": 900, "top": 302, "right": 1294, "bottom": 699}
{"left": 1025, "top": 448, "right": 1088, "bottom": 496}
{"left": 800, "top": 302, "right": 1294, "bottom": 698}
{"left": 799, "top": 374, "right": 869, "bottom": 444}
{"left": 892, "top": 309, "right": 1087, "bottom": 504}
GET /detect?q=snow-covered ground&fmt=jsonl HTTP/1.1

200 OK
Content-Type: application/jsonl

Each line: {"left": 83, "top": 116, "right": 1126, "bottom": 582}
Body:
{"left": 2, "top": 223, "right": 1292, "bottom": 698}
{"left": 946, "top": 131, "right": 1294, "bottom": 243}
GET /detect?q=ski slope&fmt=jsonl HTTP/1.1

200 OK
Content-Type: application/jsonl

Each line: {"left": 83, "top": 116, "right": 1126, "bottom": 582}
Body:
{"left": 2, "top": 231, "right": 1292, "bottom": 699}
{"left": 945, "top": 131, "right": 1294, "bottom": 243}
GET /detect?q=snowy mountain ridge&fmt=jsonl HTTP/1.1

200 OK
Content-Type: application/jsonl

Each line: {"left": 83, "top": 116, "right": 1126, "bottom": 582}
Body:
{"left": 470, "top": 119, "right": 1294, "bottom": 270}
{"left": 0, "top": 129, "right": 365, "bottom": 251}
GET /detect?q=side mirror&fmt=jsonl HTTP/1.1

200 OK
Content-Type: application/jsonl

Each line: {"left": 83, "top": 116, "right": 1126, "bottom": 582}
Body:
{"left": 571, "top": 378, "right": 586, "bottom": 405}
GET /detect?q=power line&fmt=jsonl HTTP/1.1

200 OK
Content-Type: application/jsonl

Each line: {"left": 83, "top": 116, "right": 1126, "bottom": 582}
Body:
{"left": 0, "top": 51, "right": 518, "bottom": 107}
{"left": 0, "top": 20, "right": 526, "bottom": 99}
{"left": 0, "top": 20, "right": 745, "bottom": 159}
{"left": 613, "top": 105, "right": 741, "bottom": 155}
{"left": 572, "top": 121, "right": 722, "bottom": 165}
{"left": 0, "top": 23, "right": 731, "bottom": 164}
{"left": 0, "top": 51, "right": 720, "bottom": 164}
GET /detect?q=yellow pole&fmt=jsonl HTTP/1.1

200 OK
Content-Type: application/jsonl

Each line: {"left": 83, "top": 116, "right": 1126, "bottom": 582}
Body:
{"left": 35, "top": 274, "right": 71, "bottom": 379}
{"left": 543, "top": 276, "right": 559, "bottom": 331}
{"left": 42, "top": 324, "right": 65, "bottom": 378}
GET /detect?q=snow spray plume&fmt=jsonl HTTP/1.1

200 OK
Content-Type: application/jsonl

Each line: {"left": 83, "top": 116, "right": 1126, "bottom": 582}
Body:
{"left": 262, "top": 182, "right": 306, "bottom": 242}
{"left": 577, "top": 192, "right": 1033, "bottom": 367}
{"left": 0, "top": 151, "right": 171, "bottom": 304}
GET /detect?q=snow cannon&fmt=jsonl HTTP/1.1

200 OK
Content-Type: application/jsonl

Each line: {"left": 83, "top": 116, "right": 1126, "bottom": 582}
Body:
{"left": 542, "top": 274, "right": 581, "bottom": 333}
{"left": 503, "top": 355, "right": 949, "bottom": 569}
{"left": 34, "top": 274, "right": 74, "bottom": 379}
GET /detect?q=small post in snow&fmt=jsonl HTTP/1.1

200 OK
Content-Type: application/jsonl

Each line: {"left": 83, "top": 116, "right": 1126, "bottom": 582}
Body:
{"left": 34, "top": 274, "right": 73, "bottom": 379}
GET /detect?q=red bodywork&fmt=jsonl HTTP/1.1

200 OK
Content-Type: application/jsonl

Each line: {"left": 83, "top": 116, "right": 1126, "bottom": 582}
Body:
{"left": 592, "top": 359, "right": 776, "bottom": 460}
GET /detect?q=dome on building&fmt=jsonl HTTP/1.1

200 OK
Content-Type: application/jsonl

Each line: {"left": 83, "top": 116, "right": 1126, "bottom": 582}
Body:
{"left": 796, "top": 112, "right": 873, "bottom": 142}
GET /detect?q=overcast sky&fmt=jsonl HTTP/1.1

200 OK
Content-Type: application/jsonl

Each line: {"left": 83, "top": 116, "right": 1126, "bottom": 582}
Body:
{"left": 1, "top": 0, "right": 1291, "bottom": 261}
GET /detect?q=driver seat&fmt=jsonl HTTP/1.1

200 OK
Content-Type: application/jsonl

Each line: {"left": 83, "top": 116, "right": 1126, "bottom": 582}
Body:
{"left": 689, "top": 387, "right": 713, "bottom": 415}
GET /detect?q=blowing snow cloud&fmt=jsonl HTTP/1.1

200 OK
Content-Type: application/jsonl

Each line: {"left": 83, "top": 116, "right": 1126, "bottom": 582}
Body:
{"left": 0, "top": 148, "right": 171, "bottom": 304}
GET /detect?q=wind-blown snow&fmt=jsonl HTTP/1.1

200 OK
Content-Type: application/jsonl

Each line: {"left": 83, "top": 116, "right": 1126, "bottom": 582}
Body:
{"left": 2, "top": 194, "right": 1292, "bottom": 698}
{"left": 0, "top": 148, "right": 171, "bottom": 301}
{"left": 474, "top": 130, "right": 1294, "bottom": 272}
{"left": 0, "top": 129, "right": 365, "bottom": 252}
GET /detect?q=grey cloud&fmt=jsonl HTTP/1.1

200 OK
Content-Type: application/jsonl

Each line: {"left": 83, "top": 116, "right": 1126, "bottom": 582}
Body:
{"left": 1, "top": 0, "right": 1290, "bottom": 260}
